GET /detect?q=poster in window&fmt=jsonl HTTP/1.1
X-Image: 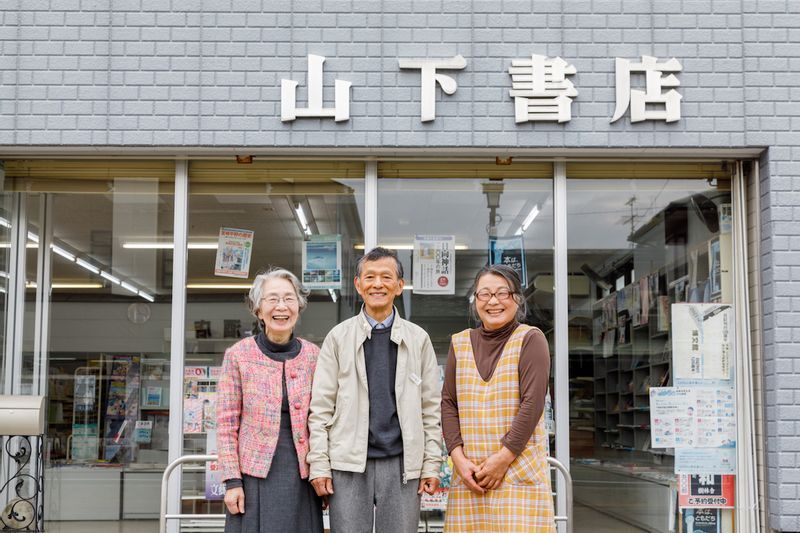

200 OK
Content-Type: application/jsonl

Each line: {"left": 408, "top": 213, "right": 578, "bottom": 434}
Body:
{"left": 679, "top": 474, "right": 735, "bottom": 509}
{"left": 302, "top": 234, "right": 342, "bottom": 289}
{"left": 214, "top": 227, "right": 254, "bottom": 279}
{"left": 679, "top": 508, "right": 721, "bottom": 533}
{"left": 488, "top": 236, "right": 526, "bottom": 284}
{"left": 672, "top": 303, "right": 732, "bottom": 381}
{"left": 413, "top": 235, "right": 455, "bottom": 295}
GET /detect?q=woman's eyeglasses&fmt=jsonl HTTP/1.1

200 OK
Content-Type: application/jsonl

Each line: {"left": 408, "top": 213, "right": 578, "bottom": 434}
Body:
{"left": 474, "top": 288, "right": 514, "bottom": 302}
{"left": 261, "top": 295, "right": 298, "bottom": 306}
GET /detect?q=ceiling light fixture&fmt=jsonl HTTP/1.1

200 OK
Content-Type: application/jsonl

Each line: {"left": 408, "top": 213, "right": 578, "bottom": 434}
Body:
{"left": 515, "top": 205, "right": 540, "bottom": 236}
{"left": 76, "top": 258, "right": 101, "bottom": 274}
{"left": 354, "top": 244, "right": 469, "bottom": 251}
{"left": 328, "top": 288, "right": 338, "bottom": 302}
{"left": 100, "top": 271, "right": 121, "bottom": 285}
{"left": 122, "top": 242, "right": 218, "bottom": 250}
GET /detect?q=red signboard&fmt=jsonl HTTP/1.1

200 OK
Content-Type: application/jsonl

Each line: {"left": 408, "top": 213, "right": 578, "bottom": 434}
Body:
{"left": 678, "top": 474, "right": 735, "bottom": 509}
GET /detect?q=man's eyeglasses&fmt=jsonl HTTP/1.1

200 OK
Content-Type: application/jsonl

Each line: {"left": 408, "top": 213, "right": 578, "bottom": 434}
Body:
{"left": 261, "top": 295, "right": 298, "bottom": 306}
{"left": 474, "top": 288, "right": 514, "bottom": 302}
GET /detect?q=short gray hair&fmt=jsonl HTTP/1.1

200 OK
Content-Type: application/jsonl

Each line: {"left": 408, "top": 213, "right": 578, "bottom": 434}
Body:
{"left": 468, "top": 264, "right": 528, "bottom": 324}
{"left": 247, "top": 268, "right": 309, "bottom": 320}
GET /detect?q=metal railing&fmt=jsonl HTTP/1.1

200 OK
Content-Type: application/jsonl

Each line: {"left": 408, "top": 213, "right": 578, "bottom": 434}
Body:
{"left": 160, "top": 454, "right": 224, "bottom": 533}
{"left": 547, "top": 456, "right": 574, "bottom": 533}
{"left": 161, "top": 454, "right": 573, "bottom": 533}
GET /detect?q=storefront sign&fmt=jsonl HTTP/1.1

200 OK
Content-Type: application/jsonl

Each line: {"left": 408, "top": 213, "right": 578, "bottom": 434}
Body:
{"left": 214, "top": 227, "right": 254, "bottom": 279}
{"left": 679, "top": 474, "right": 735, "bottom": 509}
{"left": 302, "top": 234, "right": 343, "bottom": 290}
{"left": 413, "top": 235, "right": 455, "bottom": 295}
{"left": 281, "top": 54, "right": 682, "bottom": 124}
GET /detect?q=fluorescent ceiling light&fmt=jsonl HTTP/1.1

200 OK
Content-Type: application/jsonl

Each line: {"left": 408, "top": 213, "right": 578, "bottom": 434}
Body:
{"left": 51, "top": 245, "right": 76, "bottom": 262}
{"left": 122, "top": 242, "right": 219, "bottom": 250}
{"left": 76, "top": 258, "right": 100, "bottom": 274}
{"left": 120, "top": 281, "right": 139, "bottom": 295}
{"left": 100, "top": 271, "right": 121, "bottom": 284}
{"left": 52, "top": 283, "right": 104, "bottom": 289}
{"left": 27, "top": 231, "right": 39, "bottom": 243}
{"left": 187, "top": 283, "right": 252, "bottom": 290}
{"left": 138, "top": 290, "right": 155, "bottom": 302}
{"left": 328, "top": 288, "right": 338, "bottom": 302}
{"left": 0, "top": 243, "right": 38, "bottom": 248}
{"left": 354, "top": 244, "right": 469, "bottom": 251}
{"left": 296, "top": 204, "right": 309, "bottom": 229}
{"left": 0, "top": 271, "right": 8, "bottom": 278}
{"left": 515, "top": 205, "right": 540, "bottom": 236}
{"left": 0, "top": 218, "right": 9, "bottom": 228}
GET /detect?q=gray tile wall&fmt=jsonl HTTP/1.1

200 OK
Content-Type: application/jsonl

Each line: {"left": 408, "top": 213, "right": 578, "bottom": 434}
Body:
{"left": 0, "top": 0, "right": 797, "bottom": 529}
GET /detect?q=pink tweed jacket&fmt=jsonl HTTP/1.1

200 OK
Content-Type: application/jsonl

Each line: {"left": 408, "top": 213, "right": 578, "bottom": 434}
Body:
{"left": 216, "top": 336, "right": 320, "bottom": 483}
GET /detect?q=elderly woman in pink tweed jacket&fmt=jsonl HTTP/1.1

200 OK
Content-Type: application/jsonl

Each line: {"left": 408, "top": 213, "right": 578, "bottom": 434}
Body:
{"left": 217, "top": 268, "right": 323, "bottom": 533}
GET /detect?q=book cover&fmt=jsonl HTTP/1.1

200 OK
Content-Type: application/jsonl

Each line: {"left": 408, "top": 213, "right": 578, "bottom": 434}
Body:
{"left": 134, "top": 420, "right": 153, "bottom": 444}
{"left": 183, "top": 398, "right": 204, "bottom": 434}
{"left": 144, "top": 386, "right": 162, "bottom": 408}
{"left": 106, "top": 381, "right": 127, "bottom": 416}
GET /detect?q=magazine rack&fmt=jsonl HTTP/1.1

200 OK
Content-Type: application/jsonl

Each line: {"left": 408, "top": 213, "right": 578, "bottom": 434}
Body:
{"left": 0, "top": 395, "right": 46, "bottom": 532}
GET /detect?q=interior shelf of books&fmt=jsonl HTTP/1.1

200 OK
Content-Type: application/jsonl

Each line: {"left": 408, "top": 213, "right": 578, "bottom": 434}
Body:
{"left": 588, "top": 196, "right": 732, "bottom": 466}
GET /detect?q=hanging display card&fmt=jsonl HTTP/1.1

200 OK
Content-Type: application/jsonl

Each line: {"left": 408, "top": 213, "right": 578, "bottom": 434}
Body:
{"left": 214, "top": 227, "right": 254, "bottom": 278}
{"left": 488, "top": 235, "right": 526, "bottom": 283}
{"left": 413, "top": 235, "right": 455, "bottom": 295}
{"left": 678, "top": 474, "right": 735, "bottom": 509}
{"left": 134, "top": 420, "right": 153, "bottom": 444}
{"left": 672, "top": 303, "right": 732, "bottom": 381}
{"left": 74, "top": 375, "right": 96, "bottom": 412}
{"left": 302, "top": 234, "right": 342, "bottom": 289}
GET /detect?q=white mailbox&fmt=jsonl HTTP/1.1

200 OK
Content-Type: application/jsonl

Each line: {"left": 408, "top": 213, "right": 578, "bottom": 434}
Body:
{"left": 0, "top": 395, "right": 46, "bottom": 435}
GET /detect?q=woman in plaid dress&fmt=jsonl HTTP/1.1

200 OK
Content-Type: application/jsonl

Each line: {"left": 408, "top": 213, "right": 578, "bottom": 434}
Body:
{"left": 441, "top": 264, "right": 556, "bottom": 532}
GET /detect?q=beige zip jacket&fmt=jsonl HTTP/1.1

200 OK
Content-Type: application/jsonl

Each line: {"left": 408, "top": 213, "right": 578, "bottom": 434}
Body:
{"left": 307, "top": 309, "right": 443, "bottom": 482}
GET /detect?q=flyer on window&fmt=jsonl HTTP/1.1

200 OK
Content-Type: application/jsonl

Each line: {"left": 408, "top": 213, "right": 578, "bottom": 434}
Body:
{"left": 214, "top": 227, "right": 254, "bottom": 279}
{"left": 205, "top": 430, "right": 224, "bottom": 500}
{"left": 488, "top": 235, "right": 526, "bottom": 284}
{"left": 675, "top": 448, "right": 736, "bottom": 475}
{"left": 672, "top": 303, "right": 733, "bottom": 381}
{"left": 413, "top": 235, "right": 455, "bottom": 295}
{"left": 302, "top": 234, "right": 342, "bottom": 289}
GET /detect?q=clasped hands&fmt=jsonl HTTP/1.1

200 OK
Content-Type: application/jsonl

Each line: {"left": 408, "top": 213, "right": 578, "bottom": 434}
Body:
{"left": 451, "top": 445, "right": 516, "bottom": 494}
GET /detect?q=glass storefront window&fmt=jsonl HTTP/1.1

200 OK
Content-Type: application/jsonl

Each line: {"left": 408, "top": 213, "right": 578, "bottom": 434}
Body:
{"left": 181, "top": 160, "right": 365, "bottom": 516}
{"left": 377, "top": 162, "right": 555, "bottom": 524}
{"left": 5, "top": 160, "right": 175, "bottom": 521}
{"left": 566, "top": 162, "right": 735, "bottom": 530}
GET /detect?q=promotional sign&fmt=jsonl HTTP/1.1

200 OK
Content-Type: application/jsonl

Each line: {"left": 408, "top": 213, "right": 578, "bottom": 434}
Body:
{"left": 214, "top": 227, "right": 254, "bottom": 278}
{"left": 679, "top": 474, "right": 735, "bottom": 509}
{"left": 650, "top": 386, "right": 736, "bottom": 450}
{"left": 488, "top": 235, "right": 526, "bottom": 283}
{"left": 413, "top": 235, "right": 455, "bottom": 295}
{"left": 302, "top": 234, "right": 342, "bottom": 289}
{"left": 672, "top": 304, "right": 732, "bottom": 381}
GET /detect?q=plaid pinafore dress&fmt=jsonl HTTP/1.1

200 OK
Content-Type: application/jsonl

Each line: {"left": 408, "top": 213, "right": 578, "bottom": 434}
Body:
{"left": 444, "top": 325, "right": 556, "bottom": 532}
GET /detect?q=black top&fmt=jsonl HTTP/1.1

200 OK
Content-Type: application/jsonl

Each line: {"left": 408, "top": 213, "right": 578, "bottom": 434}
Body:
{"left": 363, "top": 325, "right": 403, "bottom": 458}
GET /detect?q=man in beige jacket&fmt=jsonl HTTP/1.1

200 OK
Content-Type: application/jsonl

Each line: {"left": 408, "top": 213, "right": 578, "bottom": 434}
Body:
{"left": 308, "top": 247, "right": 442, "bottom": 533}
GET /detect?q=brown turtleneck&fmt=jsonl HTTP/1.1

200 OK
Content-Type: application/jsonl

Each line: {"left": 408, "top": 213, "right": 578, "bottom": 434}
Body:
{"left": 441, "top": 320, "right": 551, "bottom": 456}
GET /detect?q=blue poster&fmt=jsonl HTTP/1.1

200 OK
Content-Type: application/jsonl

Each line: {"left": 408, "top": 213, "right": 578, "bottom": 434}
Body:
{"left": 488, "top": 236, "right": 526, "bottom": 284}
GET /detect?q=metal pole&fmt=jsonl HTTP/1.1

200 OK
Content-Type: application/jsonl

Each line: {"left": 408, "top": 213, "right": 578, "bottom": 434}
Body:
{"left": 364, "top": 160, "right": 378, "bottom": 252}
{"left": 160, "top": 454, "right": 219, "bottom": 533}
{"left": 552, "top": 161, "right": 571, "bottom": 532}
{"left": 167, "top": 161, "right": 189, "bottom": 533}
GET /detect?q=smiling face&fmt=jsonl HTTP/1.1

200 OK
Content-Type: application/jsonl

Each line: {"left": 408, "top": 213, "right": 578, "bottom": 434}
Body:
{"left": 475, "top": 273, "right": 519, "bottom": 331}
{"left": 256, "top": 277, "right": 300, "bottom": 343}
{"left": 354, "top": 256, "right": 405, "bottom": 319}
